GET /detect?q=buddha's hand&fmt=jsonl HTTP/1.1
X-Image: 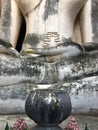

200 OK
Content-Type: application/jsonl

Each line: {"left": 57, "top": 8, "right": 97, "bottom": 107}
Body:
{"left": 0, "top": 39, "right": 20, "bottom": 57}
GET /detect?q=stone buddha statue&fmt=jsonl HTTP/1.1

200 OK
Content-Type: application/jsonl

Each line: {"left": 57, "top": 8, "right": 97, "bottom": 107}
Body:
{"left": 0, "top": 0, "right": 98, "bottom": 61}
{"left": 15, "top": 0, "right": 87, "bottom": 50}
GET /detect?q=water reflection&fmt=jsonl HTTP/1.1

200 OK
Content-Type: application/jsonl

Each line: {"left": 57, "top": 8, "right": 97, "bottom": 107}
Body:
{"left": 31, "top": 125, "right": 62, "bottom": 130}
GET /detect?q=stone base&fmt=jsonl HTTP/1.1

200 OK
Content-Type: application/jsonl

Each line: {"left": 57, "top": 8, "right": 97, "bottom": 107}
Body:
{"left": 0, "top": 115, "right": 98, "bottom": 130}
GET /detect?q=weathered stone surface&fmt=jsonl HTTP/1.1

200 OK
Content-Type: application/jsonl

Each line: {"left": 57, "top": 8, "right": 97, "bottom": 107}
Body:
{"left": 0, "top": 52, "right": 98, "bottom": 115}
{"left": 0, "top": 51, "right": 98, "bottom": 85}
{"left": 92, "top": 0, "right": 98, "bottom": 42}
{"left": 0, "top": 0, "right": 22, "bottom": 47}
{"left": 0, "top": 0, "right": 98, "bottom": 117}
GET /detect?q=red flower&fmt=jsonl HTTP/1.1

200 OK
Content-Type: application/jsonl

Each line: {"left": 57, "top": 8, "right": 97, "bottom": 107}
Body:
{"left": 13, "top": 117, "right": 27, "bottom": 130}
{"left": 65, "top": 117, "right": 80, "bottom": 130}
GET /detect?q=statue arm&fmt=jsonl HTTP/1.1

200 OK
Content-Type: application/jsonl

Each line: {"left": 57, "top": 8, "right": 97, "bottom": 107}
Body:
{"left": 0, "top": 0, "right": 22, "bottom": 48}
{"left": 79, "top": 0, "right": 94, "bottom": 43}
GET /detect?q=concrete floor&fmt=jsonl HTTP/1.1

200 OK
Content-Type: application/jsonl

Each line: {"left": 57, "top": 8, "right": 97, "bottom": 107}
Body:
{"left": 0, "top": 115, "right": 98, "bottom": 130}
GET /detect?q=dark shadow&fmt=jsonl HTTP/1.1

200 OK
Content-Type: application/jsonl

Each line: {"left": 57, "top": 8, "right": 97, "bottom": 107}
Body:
{"left": 16, "top": 16, "right": 26, "bottom": 52}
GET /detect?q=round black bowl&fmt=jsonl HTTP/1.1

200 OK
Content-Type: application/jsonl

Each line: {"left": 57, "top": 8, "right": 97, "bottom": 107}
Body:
{"left": 25, "top": 89, "right": 72, "bottom": 126}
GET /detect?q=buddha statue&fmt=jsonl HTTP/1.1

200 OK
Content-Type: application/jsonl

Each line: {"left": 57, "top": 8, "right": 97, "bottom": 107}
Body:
{"left": 0, "top": 0, "right": 98, "bottom": 61}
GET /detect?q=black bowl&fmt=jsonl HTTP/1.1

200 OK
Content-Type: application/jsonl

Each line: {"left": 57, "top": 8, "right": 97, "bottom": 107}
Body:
{"left": 25, "top": 89, "right": 72, "bottom": 126}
